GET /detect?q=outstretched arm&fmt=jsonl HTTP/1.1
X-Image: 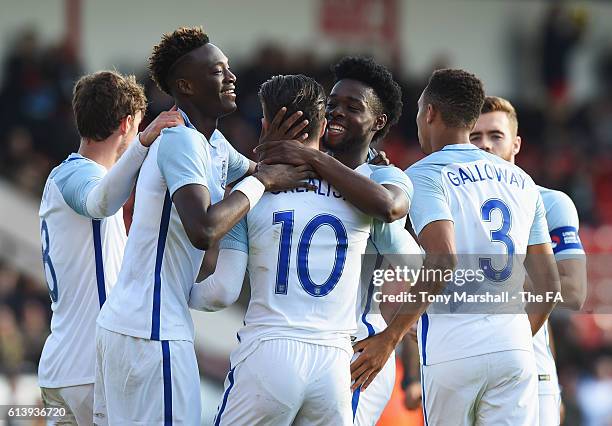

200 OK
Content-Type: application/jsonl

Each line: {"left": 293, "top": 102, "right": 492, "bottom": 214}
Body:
{"left": 189, "top": 249, "right": 247, "bottom": 311}
{"left": 189, "top": 218, "right": 249, "bottom": 311}
{"left": 58, "top": 109, "right": 183, "bottom": 219}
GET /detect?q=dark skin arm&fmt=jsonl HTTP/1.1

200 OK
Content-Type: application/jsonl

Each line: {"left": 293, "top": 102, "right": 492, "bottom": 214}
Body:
{"left": 255, "top": 108, "right": 409, "bottom": 223}
{"left": 173, "top": 163, "right": 316, "bottom": 251}
{"left": 524, "top": 242, "right": 561, "bottom": 335}
{"left": 401, "top": 330, "right": 422, "bottom": 410}
{"left": 350, "top": 220, "right": 456, "bottom": 390}
{"left": 524, "top": 257, "right": 586, "bottom": 311}
{"left": 197, "top": 242, "right": 219, "bottom": 281}
{"left": 556, "top": 257, "right": 587, "bottom": 310}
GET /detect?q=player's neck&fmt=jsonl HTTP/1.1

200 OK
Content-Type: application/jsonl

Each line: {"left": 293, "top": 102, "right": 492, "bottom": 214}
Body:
{"left": 78, "top": 137, "right": 120, "bottom": 170}
{"left": 332, "top": 145, "right": 369, "bottom": 169}
{"left": 430, "top": 128, "right": 471, "bottom": 152}
{"left": 177, "top": 104, "right": 217, "bottom": 140}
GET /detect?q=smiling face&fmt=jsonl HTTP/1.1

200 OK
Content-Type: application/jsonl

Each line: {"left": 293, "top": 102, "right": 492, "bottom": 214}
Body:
{"left": 179, "top": 43, "right": 237, "bottom": 118}
{"left": 470, "top": 111, "right": 521, "bottom": 162}
{"left": 323, "top": 79, "right": 386, "bottom": 153}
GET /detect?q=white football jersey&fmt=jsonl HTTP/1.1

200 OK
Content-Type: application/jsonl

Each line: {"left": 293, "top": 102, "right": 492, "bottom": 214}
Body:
{"left": 97, "top": 112, "right": 250, "bottom": 342}
{"left": 533, "top": 186, "right": 584, "bottom": 395}
{"left": 220, "top": 163, "right": 412, "bottom": 366}
{"left": 354, "top": 218, "right": 422, "bottom": 343}
{"left": 406, "top": 144, "right": 550, "bottom": 366}
{"left": 38, "top": 154, "right": 126, "bottom": 388}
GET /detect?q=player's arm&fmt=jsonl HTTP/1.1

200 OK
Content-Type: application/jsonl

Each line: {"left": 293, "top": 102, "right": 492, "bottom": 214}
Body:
{"left": 556, "top": 258, "right": 587, "bottom": 310}
{"left": 524, "top": 194, "right": 562, "bottom": 335}
{"left": 59, "top": 109, "right": 183, "bottom": 219}
{"left": 159, "top": 128, "right": 315, "bottom": 250}
{"left": 350, "top": 169, "right": 454, "bottom": 390}
{"left": 400, "top": 330, "right": 422, "bottom": 410}
{"left": 548, "top": 193, "right": 587, "bottom": 309}
{"left": 254, "top": 108, "right": 409, "bottom": 222}
{"left": 257, "top": 142, "right": 408, "bottom": 222}
{"left": 189, "top": 218, "right": 248, "bottom": 311}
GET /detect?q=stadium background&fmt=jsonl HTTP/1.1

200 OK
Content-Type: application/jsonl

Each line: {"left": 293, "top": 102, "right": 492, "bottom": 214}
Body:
{"left": 0, "top": 0, "right": 611, "bottom": 424}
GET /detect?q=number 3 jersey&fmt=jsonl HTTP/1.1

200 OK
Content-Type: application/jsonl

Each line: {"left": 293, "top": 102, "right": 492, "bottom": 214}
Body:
{"left": 220, "top": 163, "right": 412, "bottom": 366}
{"left": 406, "top": 144, "right": 550, "bottom": 366}
{"left": 38, "top": 155, "right": 127, "bottom": 388}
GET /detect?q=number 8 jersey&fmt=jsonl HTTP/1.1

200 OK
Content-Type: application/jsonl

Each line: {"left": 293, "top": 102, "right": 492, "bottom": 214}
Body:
{"left": 221, "top": 164, "right": 412, "bottom": 366}
{"left": 406, "top": 144, "right": 550, "bottom": 366}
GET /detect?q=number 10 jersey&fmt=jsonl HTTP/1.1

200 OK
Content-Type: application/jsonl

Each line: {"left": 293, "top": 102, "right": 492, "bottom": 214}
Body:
{"left": 220, "top": 163, "right": 412, "bottom": 366}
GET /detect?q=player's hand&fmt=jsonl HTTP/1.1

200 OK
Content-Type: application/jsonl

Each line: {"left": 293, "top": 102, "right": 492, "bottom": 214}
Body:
{"left": 350, "top": 331, "right": 396, "bottom": 391}
{"left": 259, "top": 106, "right": 310, "bottom": 143}
{"left": 138, "top": 105, "right": 184, "bottom": 147}
{"left": 404, "top": 382, "right": 422, "bottom": 410}
{"left": 253, "top": 163, "right": 317, "bottom": 192}
{"left": 368, "top": 149, "right": 391, "bottom": 166}
{"left": 254, "top": 138, "right": 319, "bottom": 167}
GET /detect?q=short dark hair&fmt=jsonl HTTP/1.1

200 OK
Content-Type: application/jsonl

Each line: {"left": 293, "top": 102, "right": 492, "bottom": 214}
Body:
{"left": 258, "top": 74, "right": 326, "bottom": 139}
{"left": 72, "top": 71, "right": 146, "bottom": 141}
{"left": 423, "top": 69, "right": 485, "bottom": 129}
{"left": 332, "top": 56, "right": 403, "bottom": 142}
{"left": 149, "top": 26, "right": 210, "bottom": 95}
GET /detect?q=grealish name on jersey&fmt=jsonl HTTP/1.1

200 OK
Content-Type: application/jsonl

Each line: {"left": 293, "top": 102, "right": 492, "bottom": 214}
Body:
{"left": 271, "top": 178, "right": 345, "bottom": 199}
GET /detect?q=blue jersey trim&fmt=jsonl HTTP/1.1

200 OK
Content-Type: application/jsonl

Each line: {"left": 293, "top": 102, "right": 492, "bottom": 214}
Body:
{"left": 361, "top": 252, "right": 384, "bottom": 338}
{"left": 151, "top": 191, "right": 172, "bottom": 341}
{"left": 351, "top": 387, "right": 361, "bottom": 421}
{"left": 92, "top": 219, "right": 106, "bottom": 308}
{"left": 421, "top": 367, "right": 429, "bottom": 426}
{"left": 161, "top": 341, "right": 173, "bottom": 426}
{"left": 215, "top": 367, "right": 236, "bottom": 426}
{"left": 421, "top": 313, "right": 429, "bottom": 366}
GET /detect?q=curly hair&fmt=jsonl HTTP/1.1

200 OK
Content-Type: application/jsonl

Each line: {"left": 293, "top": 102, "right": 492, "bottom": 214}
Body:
{"left": 332, "top": 57, "right": 403, "bottom": 142}
{"left": 72, "top": 71, "right": 146, "bottom": 141}
{"left": 423, "top": 69, "right": 485, "bottom": 129}
{"left": 149, "top": 26, "right": 210, "bottom": 95}
{"left": 259, "top": 74, "right": 326, "bottom": 140}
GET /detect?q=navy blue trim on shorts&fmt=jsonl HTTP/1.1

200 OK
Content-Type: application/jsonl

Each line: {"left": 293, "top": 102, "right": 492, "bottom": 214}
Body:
{"left": 162, "top": 341, "right": 172, "bottom": 425}
{"left": 351, "top": 387, "right": 361, "bottom": 421}
{"left": 215, "top": 368, "right": 235, "bottom": 426}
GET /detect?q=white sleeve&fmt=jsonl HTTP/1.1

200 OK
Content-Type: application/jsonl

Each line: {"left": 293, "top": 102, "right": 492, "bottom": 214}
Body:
{"left": 85, "top": 136, "right": 149, "bottom": 218}
{"left": 188, "top": 249, "right": 248, "bottom": 311}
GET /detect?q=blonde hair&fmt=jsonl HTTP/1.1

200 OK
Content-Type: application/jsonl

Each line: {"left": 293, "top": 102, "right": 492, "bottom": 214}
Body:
{"left": 481, "top": 96, "right": 518, "bottom": 137}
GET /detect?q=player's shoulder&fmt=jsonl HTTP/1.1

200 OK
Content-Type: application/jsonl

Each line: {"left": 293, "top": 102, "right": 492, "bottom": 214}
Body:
{"left": 49, "top": 154, "right": 104, "bottom": 186}
{"left": 406, "top": 144, "right": 487, "bottom": 173}
{"left": 154, "top": 125, "right": 205, "bottom": 145}
{"left": 537, "top": 185, "right": 579, "bottom": 225}
{"left": 537, "top": 185, "right": 575, "bottom": 208}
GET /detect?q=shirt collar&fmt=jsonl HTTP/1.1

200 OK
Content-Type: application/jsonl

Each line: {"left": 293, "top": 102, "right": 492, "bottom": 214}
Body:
{"left": 441, "top": 143, "right": 479, "bottom": 151}
{"left": 178, "top": 108, "right": 221, "bottom": 148}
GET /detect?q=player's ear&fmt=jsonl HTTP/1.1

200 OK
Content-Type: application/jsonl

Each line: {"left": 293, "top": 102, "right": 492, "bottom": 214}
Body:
{"left": 176, "top": 78, "right": 194, "bottom": 96}
{"left": 319, "top": 117, "right": 327, "bottom": 139}
{"left": 373, "top": 114, "right": 387, "bottom": 132}
{"left": 513, "top": 135, "right": 522, "bottom": 156}
{"left": 118, "top": 115, "right": 132, "bottom": 135}
{"left": 261, "top": 117, "right": 269, "bottom": 132}
{"left": 426, "top": 104, "right": 436, "bottom": 124}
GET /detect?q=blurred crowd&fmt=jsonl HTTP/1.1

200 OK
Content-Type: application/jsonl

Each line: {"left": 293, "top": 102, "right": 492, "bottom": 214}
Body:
{"left": 1, "top": 6, "right": 612, "bottom": 423}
